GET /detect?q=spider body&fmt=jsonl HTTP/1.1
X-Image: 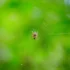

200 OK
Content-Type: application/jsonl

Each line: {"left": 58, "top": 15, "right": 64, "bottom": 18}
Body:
{"left": 32, "top": 32, "right": 38, "bottom": 39}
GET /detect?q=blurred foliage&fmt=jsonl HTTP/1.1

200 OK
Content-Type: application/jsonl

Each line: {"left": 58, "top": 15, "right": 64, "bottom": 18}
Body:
{"left": 0, "top": 0, "right": 70, "bottom": 70}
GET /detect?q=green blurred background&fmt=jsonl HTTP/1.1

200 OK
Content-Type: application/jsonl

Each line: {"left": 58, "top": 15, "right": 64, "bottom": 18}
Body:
{"left": 0, "top": 0, "right": 70, "bottom": 70}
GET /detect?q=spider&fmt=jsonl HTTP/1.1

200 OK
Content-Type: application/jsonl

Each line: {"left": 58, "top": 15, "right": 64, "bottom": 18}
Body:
{"left": 32, "top": 31, "right": 38, "bottom": 39}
